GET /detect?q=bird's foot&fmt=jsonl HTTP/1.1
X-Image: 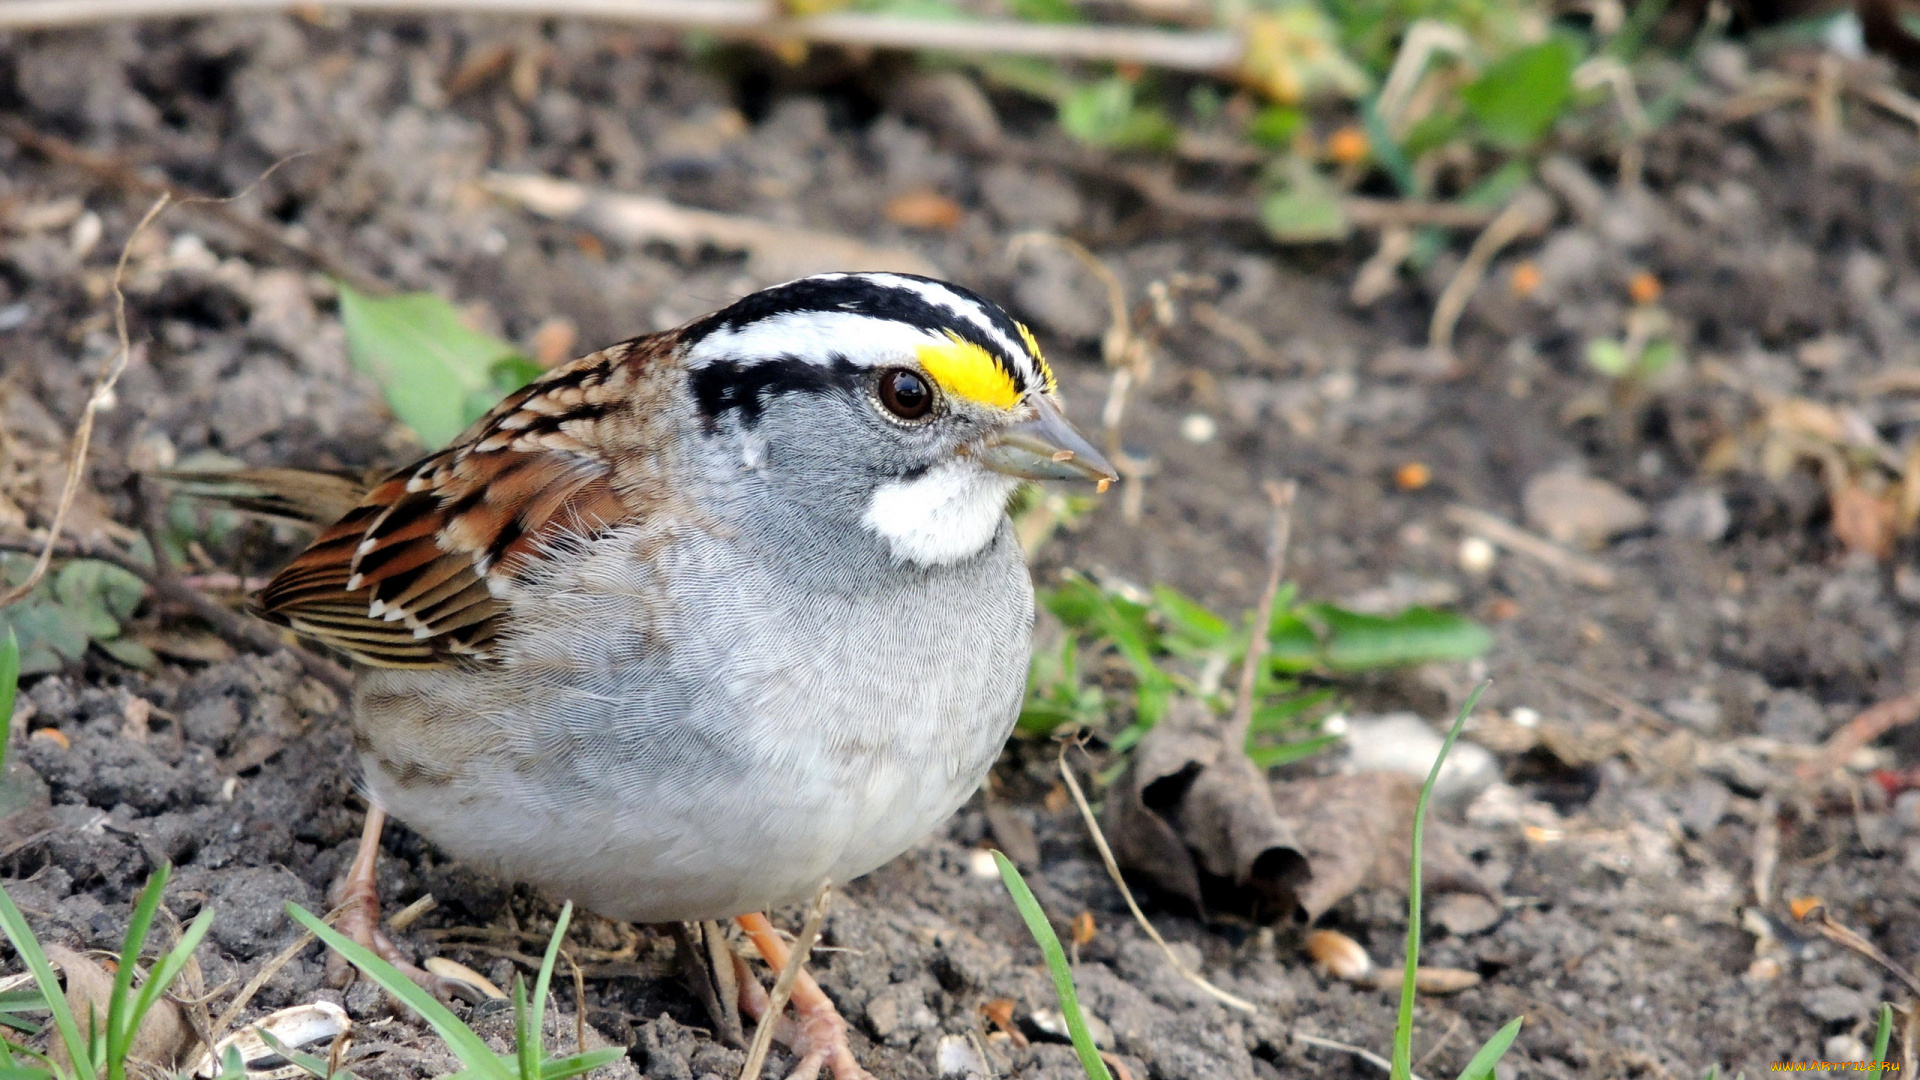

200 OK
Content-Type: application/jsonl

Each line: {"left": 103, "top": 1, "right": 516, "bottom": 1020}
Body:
{"left": 734, "top": 912, "right": 874, "bottom": 1080}
{"left": 327, "top": 806, "right": 465, "bottom": 1001}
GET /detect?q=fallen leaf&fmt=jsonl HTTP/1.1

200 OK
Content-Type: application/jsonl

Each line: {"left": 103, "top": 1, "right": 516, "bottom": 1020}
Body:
{"left": 1102, "top": 701, "right": 1309, "bottom": 921}
{"left": 48, "top": 945, "right": 193, "bottom": 1073}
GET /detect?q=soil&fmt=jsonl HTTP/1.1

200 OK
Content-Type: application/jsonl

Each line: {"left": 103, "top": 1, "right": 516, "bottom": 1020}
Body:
{"left": 2, "top": 13, "right": 1918, "bottom": 1080}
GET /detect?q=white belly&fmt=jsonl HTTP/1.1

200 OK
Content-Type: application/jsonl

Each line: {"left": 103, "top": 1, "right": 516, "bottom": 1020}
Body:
{"left": 353, "top": 523, "right": 1032, "bottom": 922}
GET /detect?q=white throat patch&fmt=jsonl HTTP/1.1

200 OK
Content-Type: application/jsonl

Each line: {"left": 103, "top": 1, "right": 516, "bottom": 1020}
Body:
{"left": 863, "top": 460, "right": 1019, "bottom": 566}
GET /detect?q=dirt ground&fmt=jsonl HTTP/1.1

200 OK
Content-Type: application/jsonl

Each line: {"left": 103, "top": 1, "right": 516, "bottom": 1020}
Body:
{"left": 3, "top": 13, "right": 1919, "bottom": 1079}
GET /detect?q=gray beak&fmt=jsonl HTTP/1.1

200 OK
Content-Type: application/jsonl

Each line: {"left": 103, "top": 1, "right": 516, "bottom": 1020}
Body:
{"left": 975, "top": 394, "right": 1116, "bottom": 489}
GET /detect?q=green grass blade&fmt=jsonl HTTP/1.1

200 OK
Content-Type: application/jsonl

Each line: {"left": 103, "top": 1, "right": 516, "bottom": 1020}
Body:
{"left": 121, "top": 906, "right": 213, "bottom": 1076}
{"left": 0, "top": 1067, "right": 56, "bottom": 1080}
{"left": 538, "top": 1049, "right": 624, "bottom": 1080}
{"left": 1390, "top": 681, "right": 1489, "bottom": 1080}
{"left": 286, "top": 904, "right": 514, "bottom": 1080}
{"left": 106, "top": 864, "right": 173, "bottom": 1080}
{"left": 513, "top": 976, "right": 536, "bottom": 1080}
{"left": 1869, "top": 1003, "right": 1893, "bottom": 1080}
{"left": 0, "top": 883, "right": 90, "bottom": 1076}
{"left": 0, "top": 626, "right": 17, "bottom": 775}
{"left": 993, "top": 851, "right": 1113, "bottom": 1080}
{"left": 1454, "top": 1017, "right": 1522, "bottom": 1080}
{"left": 521, "top": 902, "right": 574, "bottom": 1080}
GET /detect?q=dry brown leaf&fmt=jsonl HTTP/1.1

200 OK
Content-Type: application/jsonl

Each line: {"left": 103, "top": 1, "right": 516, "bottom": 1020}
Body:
{"left": 1267, "top": 771, "right": 1495, "bottom": 923}
{"left": 47, "top": 945, "right": 194, "bottom": 1073}
{"left": 1102, "top": 702, "right": 1308, "bottom": 921}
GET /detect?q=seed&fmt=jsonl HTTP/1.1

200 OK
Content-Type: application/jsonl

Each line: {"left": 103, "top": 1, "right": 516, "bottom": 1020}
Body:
{"left": 28, "top": 728, "right": 69, "bottom": 750}
{"left": 1510, "top": 261, "right": 1542, "bottom": 297}
{"left": 1071, "top": 911, "right": 1096, "bottom": 946}
{"left": 1324, "top": 126, "right": 1369, "bottom": 164}
{"left": 1304, "top": 929, "right": 1371, "bottom": 981}
{"left": 1394, "top": 462, "right": 1431, "bottom": 491}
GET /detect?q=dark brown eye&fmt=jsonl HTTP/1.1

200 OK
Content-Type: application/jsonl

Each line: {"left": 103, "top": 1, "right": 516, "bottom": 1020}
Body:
{"left": 877, "top": 368, "right": 934, "bottom": 420}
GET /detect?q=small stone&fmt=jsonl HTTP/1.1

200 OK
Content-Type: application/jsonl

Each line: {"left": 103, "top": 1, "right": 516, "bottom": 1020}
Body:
{"left": 1430, "top": 893, "right": 1503, "bottom": 936}
{"left": 1030, "top": 1006, "right": 1113, "bottom": 1051}
{"left": 1345, "top": 712, "right": 1498, "bottom": 800}
{"left": 1523, "top": 472, "right": 1649, "bottom": 547}
{"left": 1179, "top": 413, "right": 1217, "bottom": 444}
{"left": 1825, "top": 1034, "right": 1869, "bottom": 1063}
{"left": 1458, "top": 535, "right": 1496, "bottom": 574}
{"left": 1658, "top": 488, "right": 1731, "bottom": 543}
{"left": 1760, "top": 690, "right": 1828, "bottom": 744}
{"left": 935, "top": 1033, "right": 988, "bottom": 1079}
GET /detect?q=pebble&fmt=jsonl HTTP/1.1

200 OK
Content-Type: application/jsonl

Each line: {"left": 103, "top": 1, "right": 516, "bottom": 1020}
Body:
{"left": 1457, "top": 535, "right": 1496, "bottom": 574}
{"left": 1179, "top": 413, "right": 1217, "bottom": 443}
{"left": 1523, "top": 472, "right": 1649, "bottom": 547}
{"left": 1344, "top": 712, "right": 1498, "bottom": 800}
{"left": 935, "top": 1033, "right": 989, "bottom": 1079}
{"left": 1657, "top": 488, "right": 1731, "bottom": 543}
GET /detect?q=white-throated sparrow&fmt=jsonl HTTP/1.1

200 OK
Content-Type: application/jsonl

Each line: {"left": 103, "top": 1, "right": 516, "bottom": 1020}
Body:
{"left": 246, "top": 273, "right": 1113, "bottom": 1080}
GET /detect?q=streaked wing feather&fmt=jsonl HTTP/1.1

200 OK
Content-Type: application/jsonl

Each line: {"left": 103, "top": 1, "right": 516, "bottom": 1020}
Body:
{"left": 254, "top": 337, "right": 670, "bottom": 669}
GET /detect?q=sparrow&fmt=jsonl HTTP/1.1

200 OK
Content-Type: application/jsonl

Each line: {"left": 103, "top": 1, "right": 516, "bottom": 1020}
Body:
{"left": 240, "top": 272, "right": 1114, "bottom": 1080}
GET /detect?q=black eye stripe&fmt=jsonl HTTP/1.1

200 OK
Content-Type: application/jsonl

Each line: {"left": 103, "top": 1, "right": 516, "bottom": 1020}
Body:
{"left": 690, "top": 353, "right": 861, "bottom": 427}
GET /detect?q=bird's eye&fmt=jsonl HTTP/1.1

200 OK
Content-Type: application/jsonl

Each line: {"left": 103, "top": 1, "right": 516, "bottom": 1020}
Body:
{"left": 877, "top": 368, "right": 935, "bottom": 421}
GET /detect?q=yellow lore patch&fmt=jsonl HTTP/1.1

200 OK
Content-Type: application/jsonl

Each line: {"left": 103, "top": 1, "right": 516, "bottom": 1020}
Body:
{"left": 916, "top": 330, "right": 1022, "bottom": 410}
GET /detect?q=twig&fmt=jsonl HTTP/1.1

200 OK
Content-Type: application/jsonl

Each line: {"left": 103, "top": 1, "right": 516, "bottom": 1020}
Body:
{"left": 1221, "top": 481, "right": 1297, "bottom": 754}
{"left": 1442, "top": 504, "right": 1616, "bottom": 590}
{"left": 0, "top": 0, "right": 1246, "bottom": 72}
{"left": 1428, "top": 186, "right": 1554, "bottom": 359}
{"left": 1751, "top": 797, "right": 1780, "bottom": 907}
{"left": 0, "top": 537, "right": 352, "bottom": 696}
{"left": 1547, "top": 666, "right": 1669, "bottom": 729}
{"left": 1056, "top": 749, "right": 1258, "bottom": 1013}
{"left": 1796, "top": 692, "right": 1920, "bottom": 781}
{"left": 1291, "top": 1032, "right": 1429, "bottom": 1080}
{"left": 738, "top": 883, "right": 832, "bottom": 1080}
{"left": 482, "top": 172, "right": 940, "bottom": 281}
{"left": 1798, "top": 903, "right": 1920, "bottom": 1000}
{"left": 0, "top": 193, "right": 169, "bottom": 610}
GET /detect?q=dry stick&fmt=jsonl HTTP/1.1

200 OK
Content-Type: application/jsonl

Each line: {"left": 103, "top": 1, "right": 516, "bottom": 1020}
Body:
{"left": 1055, "top": 751, "right": 1257, "bottom": 1014}
{"left": 1800, "top": 904, "right": 1920, "bottom": 1000}
{"left": 1292, "top": 1032, "right": 1430, "bottom": 1080}
{"left": 0, "top": 0, "right": 1244, "bottom": 71}
{"left": 737, "top": 884, "right": 832, "bottom": 1080}
{"left": 1220, "top": 481, "right": 1297, "bottom": 755}
{"left": 0, "top": 192, "right": 169, "bottom": 611}
{"left": 1797, "top": 692, "right": 1920, "bottom": 781}
{"left": 1427, "top": 186, "right": 1555, "bottom": 359}
{"left": 1442, "top": 505, "right": 1616, "bottom": 590}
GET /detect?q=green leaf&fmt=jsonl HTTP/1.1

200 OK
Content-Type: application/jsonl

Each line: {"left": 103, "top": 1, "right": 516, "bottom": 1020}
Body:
{"left": 1150, "top": 586, "right": 1231, "bottom": 653}
{"left": 1454, "top": 1016, "right": 1524, "bottom": 1080}
{"left": 1260, "top": 169, "right": 1349, "bottom": 243}
{"left": 1265, "top": 611, "right": 1322, "bottom": 672}
{"left": 1246, "top": 732, "right": 1342, "bottom": 768}
{"left": 993, "top": 852, "right": 1113, "bottom": 1080}
{"left": 1639, "top": 338, "right": 1681, "bottom": 378}
{"left": 287, "top": 904, "right": 515, "bottom": 1080}
{"left": 1007, "top": 0, "right": 1082, "bottom": 21}
{"left": 1059, "top": 78, "right": 1177, "bottom": 151}
{"left": 337, "top": 285, "right": 531, "bottom": 449}
{"left": 94, "top": 637, "right": 157, "bottom": 670}
{"left": 1460, "top": 38, "right": 1580, "bottom": 148}
{"left": 1309, "top": 605, "right": 1492, "bottom": 671}
{"left": 1247, "top": 105, "right": 1303, "bottom": 149}
{"left": 1585, "top": 338, "right": 1630, "bottom": 377}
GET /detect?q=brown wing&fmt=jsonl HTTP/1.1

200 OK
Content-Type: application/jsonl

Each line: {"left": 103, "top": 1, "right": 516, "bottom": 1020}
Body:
{"left": 256, "top": 336, "right": 669, "bottom": 668}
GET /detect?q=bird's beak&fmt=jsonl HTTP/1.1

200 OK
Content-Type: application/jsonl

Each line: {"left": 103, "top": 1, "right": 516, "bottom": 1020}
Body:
{"left": 974, "top": 394, "right": 1116, "bottom": 490}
